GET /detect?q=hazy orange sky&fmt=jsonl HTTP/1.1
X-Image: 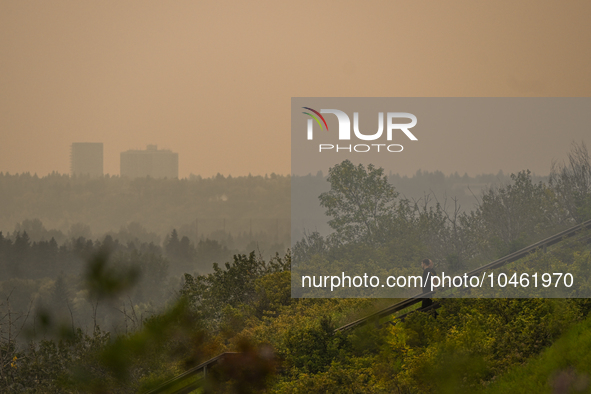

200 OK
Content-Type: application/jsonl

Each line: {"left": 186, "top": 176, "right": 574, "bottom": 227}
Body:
{"left": 1, "top": 1, "right": 590, "bottom": 178}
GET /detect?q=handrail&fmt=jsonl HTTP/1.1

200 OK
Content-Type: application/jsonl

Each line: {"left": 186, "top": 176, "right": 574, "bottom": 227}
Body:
{"left": 464, "top": 218, "right": 591, "bottom": 277}
{"left": 335, "top": 218, "right": 591, "bottom": 332}
{"left": 142, "top": 352, "right": 240, "bottom": 394}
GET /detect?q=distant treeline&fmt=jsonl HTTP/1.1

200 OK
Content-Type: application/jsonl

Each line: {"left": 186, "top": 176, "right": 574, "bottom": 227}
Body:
{"left": 0, "top": 172, "right": 290, "bottom": 251}
{"left": 0, "top": 170, "right": 544, "bottom": 249}
{"left": 0, "top": 228, "right": 233, "bottom": 281}
{"left": 388, "top": 169, "right": 547, "bottom": 207}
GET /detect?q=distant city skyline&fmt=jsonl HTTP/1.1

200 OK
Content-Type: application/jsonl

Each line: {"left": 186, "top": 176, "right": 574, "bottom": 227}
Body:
{"left": 69, "top": 142, "right": 180, "bottom": 178}
{"left": 1, "top": 2, "right": 590, "bottom": 178}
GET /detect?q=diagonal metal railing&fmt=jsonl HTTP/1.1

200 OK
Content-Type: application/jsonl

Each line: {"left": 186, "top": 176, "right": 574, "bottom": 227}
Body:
{"left": 142, "top": 352, "right": 240, "bottom": 394}
{"left": 335, "top": 218, "right": 591, "bottom": 332}
{"left": 144, "top": 218, "right": 591, "bottom": 393}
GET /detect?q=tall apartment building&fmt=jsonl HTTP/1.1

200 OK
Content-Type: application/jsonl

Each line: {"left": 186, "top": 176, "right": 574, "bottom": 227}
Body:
{"left": 120, "top": 145, "right": 178, "bottom": 178}
{"left": 70, "top": 143, "right": 103, "bottom": 176}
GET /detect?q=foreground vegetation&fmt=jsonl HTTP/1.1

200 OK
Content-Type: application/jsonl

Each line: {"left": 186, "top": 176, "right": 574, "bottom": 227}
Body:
{"left": 3, "top": 248, "right": 590, "bottom": 393}
{"left": 483, "top": 312, "right": 591, "bottom": 393}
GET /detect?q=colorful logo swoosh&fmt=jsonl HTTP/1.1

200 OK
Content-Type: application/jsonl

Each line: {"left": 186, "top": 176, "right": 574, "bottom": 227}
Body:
{"left": 302, "top": 107, "right": 329, "bottom": 131}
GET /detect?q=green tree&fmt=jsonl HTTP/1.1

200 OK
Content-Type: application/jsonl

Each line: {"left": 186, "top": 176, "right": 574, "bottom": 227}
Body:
{"left": 281, "top": 316, "right": 348, "bottom": 374}
{"left": 476, "top": 170, "right": 556, "bottom": 256}
{"left": 550, "top": 141, "right": 591, "bottom": 223}
{"left": 164, "top": 229, "right": 180, "bottom": 259}
{"left": 195, "top": 238, "right": 233, "bottom": 273}
{"left": 180, "top": 252, "right": 289, "bottom": 327}
{"left": 319, "top": 160, "right": 399, "bottom": 244}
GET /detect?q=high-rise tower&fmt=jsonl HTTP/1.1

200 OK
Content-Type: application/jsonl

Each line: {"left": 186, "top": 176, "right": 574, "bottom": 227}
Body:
{"left": 120, "top": 145, "right": 178, "bottom": 178}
